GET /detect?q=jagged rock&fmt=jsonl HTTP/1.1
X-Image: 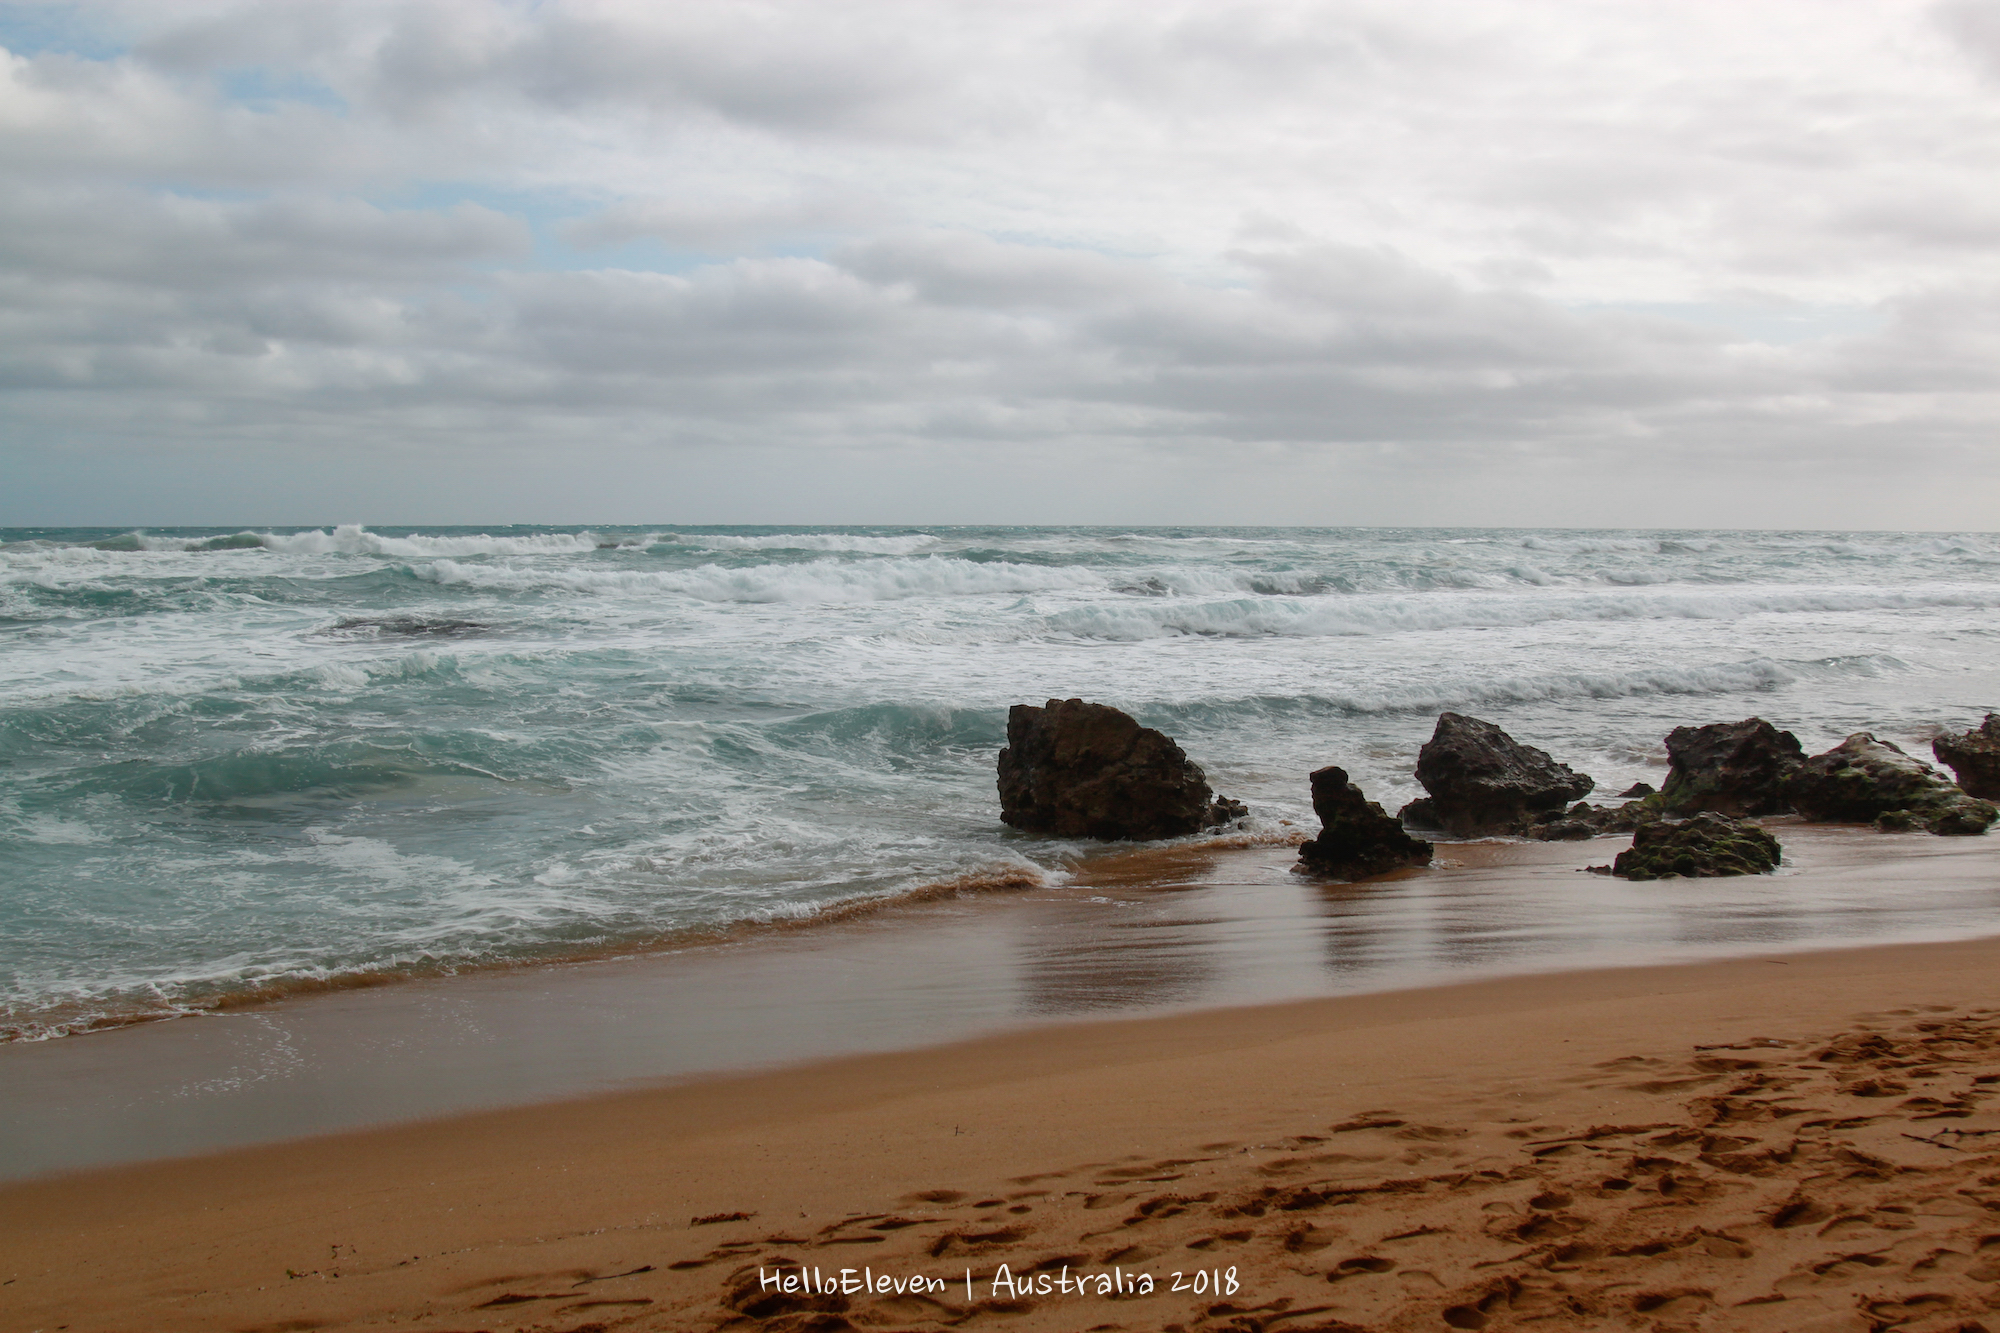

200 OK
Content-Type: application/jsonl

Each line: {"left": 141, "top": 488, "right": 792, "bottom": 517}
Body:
{"left": 1783, "top": 733, "right": 1997, "bottom": 836}
{"left": 1617, "top": 782, "right": 1657, "bottom": 798}
{"left": 1657, "top": 718, "right": 1804, "bottom": 816}
{"left": 1398, "top": 713, "right": 1593, "bottom": 837}
{"left": 997, "top": 698, "right": 1243, "bottom": 840}
{"left": 1934, "top": 715, "right": 2000, "bottom": 800}
{"left": 1612, "top": 813, "right": 1783, "bottom": 880}
{"left": 1297, "top": 767, "right": 1433, "bottom": 878}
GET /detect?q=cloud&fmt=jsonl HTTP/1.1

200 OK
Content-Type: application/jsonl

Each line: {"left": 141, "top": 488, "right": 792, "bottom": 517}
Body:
{"left": 561, "top": 184, "right": 890, "bottom": 252}
{"left": 1, "top": 0, "right": 1998, "bottom": 527}
{"left": 1934, "top": 0, "right": 2000, "bottom": 83}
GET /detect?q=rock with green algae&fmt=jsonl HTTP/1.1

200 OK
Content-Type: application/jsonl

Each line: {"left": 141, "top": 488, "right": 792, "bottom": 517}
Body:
{"left": 1611, "top": 813, "right": 1782, "bottom": 880}
{"left": 1529, "top": 797, "right": 1663, "bottom": 841}
{"left": 1783, "top": 732, "right": 1996, "bottom": 836}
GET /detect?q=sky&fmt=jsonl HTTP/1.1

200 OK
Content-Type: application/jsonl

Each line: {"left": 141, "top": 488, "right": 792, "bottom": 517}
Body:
{"left": 2, "top": 0, "right": 1998, "bottom": 529}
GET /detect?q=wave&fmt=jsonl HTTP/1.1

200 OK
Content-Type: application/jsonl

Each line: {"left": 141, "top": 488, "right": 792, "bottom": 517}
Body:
{"left": 762, "top": 702, "right": 1007, "bottom": 755}
{"left": 10, "top": 526, "right": 656, "bottom": 560}
{"left": 671, "top": 531, "right": 940, "bottom": 555}
{"left": 200, "top": 525, "right": 630, "bottom": 558}
{"left": 1150, "top": 654, "right": 1906, "bottom": 730}
{"left": 407, "top": 555, "right": 1109, "bottom": 602}
{"left": 48, "top": 743, "right": 516, "bottom": 805}
{"left": 1040, "top": 584, "right": 2000, "bottom": 641}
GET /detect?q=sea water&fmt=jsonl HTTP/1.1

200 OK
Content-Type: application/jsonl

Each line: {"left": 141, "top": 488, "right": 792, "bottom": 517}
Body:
{"left": 5, "top": 524, "right": 1998, "bottom": 1042}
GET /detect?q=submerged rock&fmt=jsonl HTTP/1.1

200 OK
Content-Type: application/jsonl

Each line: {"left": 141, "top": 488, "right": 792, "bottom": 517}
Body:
{"left": 1398, "top": 713, "right": 1594, "bottom": 837}
{"left": 1784, "top": 733, "right": 1997, "bottom": 836}
{"left": 1612, "top": 813, "right": 1783, "bottom": 880}
{"left": 1617, "top": 782, "right": 1657, "bottom": 798}
{"left": 1297, "top": 766, "right": 1433, "bottom": 879}
{"left": 1933, "top": 715, "right": 2000, "bottom": 800}
{"left": 1657, "top": 717, "right": 1804, "bottom": 816}
{"left": 996, "top": 698, "right": 1243, "bottom": 840}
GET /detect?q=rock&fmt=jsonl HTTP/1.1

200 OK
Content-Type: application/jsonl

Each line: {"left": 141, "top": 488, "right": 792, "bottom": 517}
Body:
{"left": 1297, "top": 766, "right": 1433, "bottom": 878}
{"left": 1527, "top": 799, "right": 1662, "bottom": 840}
{"left": 997, "top": 698, "right": 1242, "bottom": 840}
{"left": 1611, "top": 813, "right": 1783, "bottom": 880}
{"left": 1398, "top": 713, "right": 1593, "bottom": 837}
{"left": 1933, "top": 715, "right": 2000, "bottom": 800}
{"left": 1527, "top": 815, "right": 1597, "bottom": 841}
{"left": 1783, "top": 732, "right": 1997, "bottom": 836}
{"left": 1209, "top": 795, "right": 1250, "bottom": 823}
{"left": 1657, "top": 718, "right": 1804, "bottom": 816}
{"left": 1617, "top": 782, "right": 1656, "bottom": 798}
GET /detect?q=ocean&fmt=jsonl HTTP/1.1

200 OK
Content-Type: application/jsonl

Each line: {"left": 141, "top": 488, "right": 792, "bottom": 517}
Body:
{"left": 6, "top": 524, "right": 1999, "bottom": 1045}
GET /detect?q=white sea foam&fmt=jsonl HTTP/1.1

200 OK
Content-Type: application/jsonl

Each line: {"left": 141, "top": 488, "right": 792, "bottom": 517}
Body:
{"left": 236, "top": 526, "right": 620, "bottom": 558}
{"left": 408, "top": 555, "right": 1108, "bottom": 601}
{"left": 1043, "top": 584, "right": 2000, "bottom": 641}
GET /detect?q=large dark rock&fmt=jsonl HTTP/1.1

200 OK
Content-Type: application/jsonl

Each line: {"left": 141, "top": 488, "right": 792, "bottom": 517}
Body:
{"left": 1297, "top": 766, "right": 1433, "bottom": 879}
{"left": 1783, "top": 733, "right": 1997, "bottom": 836}
{"left": 1398, "top": 713, "right": 1594, "bottom": 837}
{"left": 1657, "top": 718, "right": 1804, "bottom": 816}
{"left": 1611, "top": 813, "right": 1783, "bottom": 880}
{"left": 997, "top": 698, "right": 1242, "bottom": 840}
{"left": 1934, "top": 715, "right": 2000, "bottom": 800}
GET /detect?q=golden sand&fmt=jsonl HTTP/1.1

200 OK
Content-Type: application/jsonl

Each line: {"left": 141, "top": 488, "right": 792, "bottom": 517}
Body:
{"left": 11, "top": 933, "right": 2000, "bottom": 1332}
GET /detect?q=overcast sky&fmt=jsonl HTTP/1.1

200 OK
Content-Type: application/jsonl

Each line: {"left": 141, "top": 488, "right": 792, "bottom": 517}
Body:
{"left": 3, "top": 0, "right": 1998, "bottom": 528}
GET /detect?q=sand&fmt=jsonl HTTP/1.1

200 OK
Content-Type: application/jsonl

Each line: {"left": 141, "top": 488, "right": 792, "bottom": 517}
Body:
{"left": 9, "top": 935, "right": 2000, "bottom": 1332}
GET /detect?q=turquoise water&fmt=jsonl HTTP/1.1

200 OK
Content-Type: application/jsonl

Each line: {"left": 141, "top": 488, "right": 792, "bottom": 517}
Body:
{"left": 5, "top": 524, "right": 1999, "bottom": 1039}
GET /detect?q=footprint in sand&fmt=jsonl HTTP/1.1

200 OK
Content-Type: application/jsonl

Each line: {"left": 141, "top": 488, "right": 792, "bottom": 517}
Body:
{"left": 1097, "top": 1244, "right": 1159, "bottom": 1264}
{"left": 1080, "top": 1191, "right": 1136, "bottom": 1211}
{"left": 1183, "top": 1229, "right": 1254, "bottom": 1250}
{"left": 1328, "top": 1255, "right": 1396, "bottom": 1281}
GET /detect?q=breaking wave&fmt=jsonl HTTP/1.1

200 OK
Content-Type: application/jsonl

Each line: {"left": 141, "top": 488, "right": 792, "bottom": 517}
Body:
{"left": 407, "top": 555, "right": 1109, "bottom": 601}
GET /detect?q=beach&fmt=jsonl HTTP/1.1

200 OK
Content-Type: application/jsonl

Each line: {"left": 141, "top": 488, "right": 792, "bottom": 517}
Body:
{"left": 8, "top": 0, "right": 2000, "bottom": 1312}
{"left": 4, "top": 0, "right": 1996, "bottom": 1313}
{"left": 10, "top": 524, "right": 2000, "bottom": 1330}
{"left": 11, "top": 928, "right": 2000, "bottom": 1332}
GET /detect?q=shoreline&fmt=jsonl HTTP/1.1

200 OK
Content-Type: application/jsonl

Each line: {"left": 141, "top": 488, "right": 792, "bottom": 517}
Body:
{"left": 6, "top": 824, "right": 2000, "bottom": 1183}
{"left": 12, "top": 932, "right": 2000, "bottom": 1330}
{"left": 0, "top": 827, "right": 1311, "bottom": 1046}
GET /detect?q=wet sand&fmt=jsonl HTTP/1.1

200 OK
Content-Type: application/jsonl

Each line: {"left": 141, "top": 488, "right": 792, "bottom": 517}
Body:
{"left": 7, "top": 824, "right": 2000, "bottom": 1182}
{"left": 12, "top": 932, "right": 2000, "bottom": 1332}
